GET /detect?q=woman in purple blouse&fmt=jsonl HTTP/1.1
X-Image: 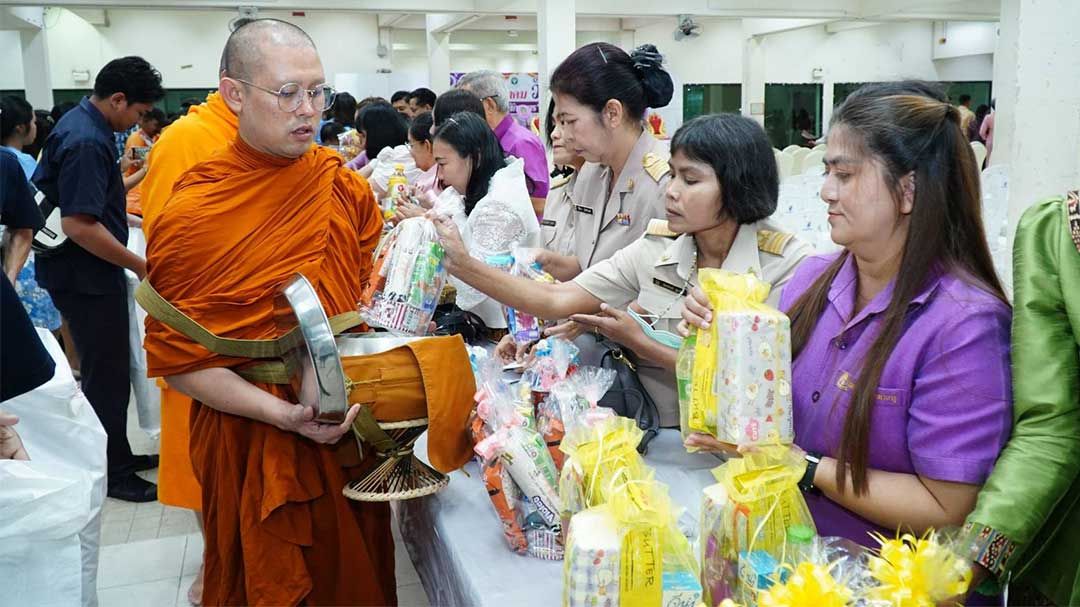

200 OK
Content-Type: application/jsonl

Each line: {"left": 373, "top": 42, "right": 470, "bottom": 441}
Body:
{"left": 681, "top": 81, "right": 1013, "bottom": 554}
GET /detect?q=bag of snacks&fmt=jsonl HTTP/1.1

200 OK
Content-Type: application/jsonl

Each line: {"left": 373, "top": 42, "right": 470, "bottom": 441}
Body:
{"left": 360, "top": 196, "right": 464, "bottom": 336}
{"left": 538, "top": 367, "right": 617, "bottom": 472}
{"left": 523, "top": 337, "right": 580, "bottom": 393}
{"left": 505, "top": 247, "right": 557, "bottom": 345}
{"left": 469, "top": 409, "right": 528, "bottom": 554}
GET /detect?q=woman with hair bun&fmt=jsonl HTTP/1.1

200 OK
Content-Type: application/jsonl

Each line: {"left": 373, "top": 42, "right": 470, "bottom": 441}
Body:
{"left": 536, "top": 42, "right": 676, "bottom": 284}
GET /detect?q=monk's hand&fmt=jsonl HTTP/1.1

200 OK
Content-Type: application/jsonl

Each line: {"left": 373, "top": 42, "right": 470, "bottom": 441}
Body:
{"left": 677, "top": 285, "right": 712, "bottom": 337}
{"left": 428, "top": 212, "right": 468, "bottom": 272}
{"left": 281, "top": 403, "right": 362, "bottom": 444}
{"left": 0, "top": 410, "right": 30, "bottom": 460}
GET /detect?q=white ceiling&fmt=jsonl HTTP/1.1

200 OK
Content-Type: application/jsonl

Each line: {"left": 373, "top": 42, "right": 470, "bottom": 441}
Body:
{"left": 0, "top": 0, "right": 1001, "bottom": 22}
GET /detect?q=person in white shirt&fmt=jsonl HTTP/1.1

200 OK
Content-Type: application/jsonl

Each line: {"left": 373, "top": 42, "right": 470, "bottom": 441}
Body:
{"left": 400, "top": 111, "right": 540, "bottom": 330}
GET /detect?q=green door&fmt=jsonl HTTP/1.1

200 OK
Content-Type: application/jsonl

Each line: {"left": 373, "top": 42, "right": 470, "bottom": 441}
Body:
{"left": 683, "top": 83, "right": 742, "bottom": 121}
{"left": 764, "top": 83, "right": 823, "bottom": 149}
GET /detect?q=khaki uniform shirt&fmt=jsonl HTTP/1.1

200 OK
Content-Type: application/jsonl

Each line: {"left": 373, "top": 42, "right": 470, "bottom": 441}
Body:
{"left": 541, "top": 172, "right": 578, "bottom": 257}
{"left": 572, "top": 130, "right": 670, "bottom": 270}
{"left": 573, "top": 218, "right": 813, "bottom": 427}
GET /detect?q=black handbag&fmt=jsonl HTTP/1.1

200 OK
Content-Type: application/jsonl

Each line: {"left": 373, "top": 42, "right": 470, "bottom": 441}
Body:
{"left": 432, "top": 304, "right": 488, "bottom": 345}
{"left": 595, "top": 338, "right": 661, "bottom": 455}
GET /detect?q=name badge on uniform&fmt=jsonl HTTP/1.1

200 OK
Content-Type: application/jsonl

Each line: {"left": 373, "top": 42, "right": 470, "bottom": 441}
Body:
{"left": 615, "top": 212, "right": 632, "bottom": 226}
{"left": 540, "top": 219, "right": 557, "bottom": 227}
{"left": 574, "top": 205, "right": 594, "bottom": 215}
{"left": 652, "top": 278, "right": 684, "bottom": 294}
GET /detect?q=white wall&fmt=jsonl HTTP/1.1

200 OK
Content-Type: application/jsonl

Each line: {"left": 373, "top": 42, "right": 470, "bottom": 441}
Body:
{"left": 762, "top": 20, "right": 993, "bottom": 85}
{"left": 0, "top": 30, "right": 23, "bottom": 88}
{"left": 23, "top": 8, "right": 393, "bottom": 95}
{"left": 932, "top": 21, "right": 997, "bottom": 60}
{"left": 634, "top": 18, "right": 745, "bottom": 85}
{"left": 2, "top": 9, "right": 994, "bottom": 104}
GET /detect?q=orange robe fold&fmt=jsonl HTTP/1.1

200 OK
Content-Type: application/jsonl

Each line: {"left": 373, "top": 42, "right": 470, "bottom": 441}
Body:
{"left": 144, "top": 138, "right": 392, "bottom": 606}
{"left": 139, "top": 92, "right": 238, "bottom": 511}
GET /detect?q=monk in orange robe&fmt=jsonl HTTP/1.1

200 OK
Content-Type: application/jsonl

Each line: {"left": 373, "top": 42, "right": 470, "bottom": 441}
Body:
{"left": 138, "top": 38, "right": 241, "bottom": 607}
{"left": 143, "top": 20, "right": 394, "bottom": 605}
{"left": 140, "top": 51, "right": 239, "bottom": 511}
{"left": 141, "top": 91, "right": 238, "bottom": 235}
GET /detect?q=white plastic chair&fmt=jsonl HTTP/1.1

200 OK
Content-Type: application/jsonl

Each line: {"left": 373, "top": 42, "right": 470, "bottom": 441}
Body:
{"left": 774, "top": 149, "right": 794, "bottom": 180}
{"left": 802, "top": 150, "right": 826, "bottom": 176}
{"left": 789, "top": 147, "right": 811, "bottom": 175}
{"left": 970, "top": 141, "right": 987, "bottom": 169}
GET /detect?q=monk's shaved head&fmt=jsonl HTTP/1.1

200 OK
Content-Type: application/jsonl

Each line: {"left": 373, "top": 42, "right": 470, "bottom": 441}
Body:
{"left": 220, "top": 18, "right": 316, "bottom": 81}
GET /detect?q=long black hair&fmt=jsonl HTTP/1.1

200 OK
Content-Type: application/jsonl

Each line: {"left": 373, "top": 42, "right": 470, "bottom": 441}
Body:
{"left": 787, "top": 80, "right": 1006, "bottom": 495}
{"left": 550, "top": 42, "right": 673, "bottom": 122}
{"left": 669, "top": 114, "right": 779, "bottom": 224}
{"left": 432, "top": 111, "right": 506, "bottom": 214}
{"left": 357, "top": 102, "right": 408, "bottom": 160}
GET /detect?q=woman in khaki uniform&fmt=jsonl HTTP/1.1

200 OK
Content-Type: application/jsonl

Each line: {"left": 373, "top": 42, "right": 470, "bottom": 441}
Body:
{"left": 433, "top": 114, "right": 811, "bottom": 426}
{"left": 535, "top": 42, "right": 676, "bottom": 282}
{"left": 540, "top": 99, "right": 584, "bottom": 258}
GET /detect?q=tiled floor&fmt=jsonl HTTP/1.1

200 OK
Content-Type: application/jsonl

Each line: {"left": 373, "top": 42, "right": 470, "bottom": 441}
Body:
{"left": 94, "top": 399, "right": 430, "bottom": 606}
{"left": 96, "top": 521, "right": 428, "bottom": 606}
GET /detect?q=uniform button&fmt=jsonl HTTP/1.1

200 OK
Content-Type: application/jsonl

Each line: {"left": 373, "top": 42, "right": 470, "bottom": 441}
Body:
{"left": 834, "top": 338, "right": 847, "bottom": 350}
{"left": 811, "top": 391, "right": 821, "bottom": 403}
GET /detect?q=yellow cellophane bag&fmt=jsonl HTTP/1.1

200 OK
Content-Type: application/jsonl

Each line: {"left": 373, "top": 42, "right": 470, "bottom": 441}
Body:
{"left": 706, "top": 446, "right": 816, "bottom": 605}
{"left": 681, "top": 269, "right": 793, "bottom": 447}
{"left": 608, "top": 478, "right": 702, "bottom": 607}
{"left": 559, "top": 416, "right": 650, "bottom": 511}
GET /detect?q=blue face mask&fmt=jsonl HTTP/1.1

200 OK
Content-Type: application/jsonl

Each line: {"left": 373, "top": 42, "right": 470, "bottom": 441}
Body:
{"left": 627, "top": 307, "right": 685, "bottom": 350}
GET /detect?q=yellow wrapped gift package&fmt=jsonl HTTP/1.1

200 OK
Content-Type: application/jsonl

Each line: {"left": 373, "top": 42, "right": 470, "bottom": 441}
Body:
{"left": 678, "top": 269, "right": 793, "bottom": 447}
{"left": 564, "top": 478, "right": 702, "bottom": 607}
{"left": 699, "top": 446, "right": 816, "bottom": 606}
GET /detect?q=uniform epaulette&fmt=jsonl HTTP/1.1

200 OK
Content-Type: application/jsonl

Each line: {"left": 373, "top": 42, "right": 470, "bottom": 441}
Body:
{"left": 550, "top": 174, "right": 572, "bottom": 190}
{"left": 642, "top": 151, "right": 670, "bottom": 183}
{"left": 757, "top": 229, "right": 794, "bottom": 255}
{"left": 646, "top": 219, "right": 679, "bottom": 238}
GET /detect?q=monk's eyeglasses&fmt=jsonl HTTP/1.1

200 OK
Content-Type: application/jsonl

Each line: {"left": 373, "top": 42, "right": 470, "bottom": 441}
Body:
{"left": 232, "top": 78, "right": 336, "bottom": 113}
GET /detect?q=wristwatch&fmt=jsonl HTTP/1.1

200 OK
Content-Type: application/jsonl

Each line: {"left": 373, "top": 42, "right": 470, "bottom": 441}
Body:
{"left": 799, "top": 451, "right": 822, "bottom": 495}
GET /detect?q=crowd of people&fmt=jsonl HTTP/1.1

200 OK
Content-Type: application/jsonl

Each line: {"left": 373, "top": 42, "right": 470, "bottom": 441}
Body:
{"left": 1, "top": 15, "right": 1078, "bottom": 607}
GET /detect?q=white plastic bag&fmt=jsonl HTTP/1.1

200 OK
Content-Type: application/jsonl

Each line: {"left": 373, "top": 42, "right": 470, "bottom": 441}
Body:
{"left": 126, "top": 228, "right": 161, "bottom": 440}
{"left": 1, "top": 328, "right": 108, "bottom": 607}
{"left": 0, "top": 460, "right": 94, "bottom": 607}
{"left": 367, "top": 144, "right": 423, "bottom": 198}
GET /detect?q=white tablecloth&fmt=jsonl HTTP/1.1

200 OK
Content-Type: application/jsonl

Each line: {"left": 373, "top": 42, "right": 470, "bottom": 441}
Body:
{"left": 395, "top": 429, "right": 722, "bottom": 606}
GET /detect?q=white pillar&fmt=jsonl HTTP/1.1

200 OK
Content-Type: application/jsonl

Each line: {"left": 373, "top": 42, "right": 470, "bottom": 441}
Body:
{"left": 619, "top": 29, "right": 635, "bottom": 52}
{"left": 1000, "top": 0, "right": 1080, "bottom": 245}
{"left": 9, "top": 7, "right": 53, "bottom": 109}
{"left": 820, "top": 75, "right": 834, "bottom": 134}
{"left": 537, "top": 0, "right": 575, "bottom": 120}
{"left": 987, "top": 0, "right": 1019, "bottom": 168}
{"left": 740, "top": 31, "right": 766, "bottom": 126}
{"left": 426, "top": 14, "right": 452, "bottom": 95}
{"left": 19, "top": 28, "right": 53, "bottom": 109}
